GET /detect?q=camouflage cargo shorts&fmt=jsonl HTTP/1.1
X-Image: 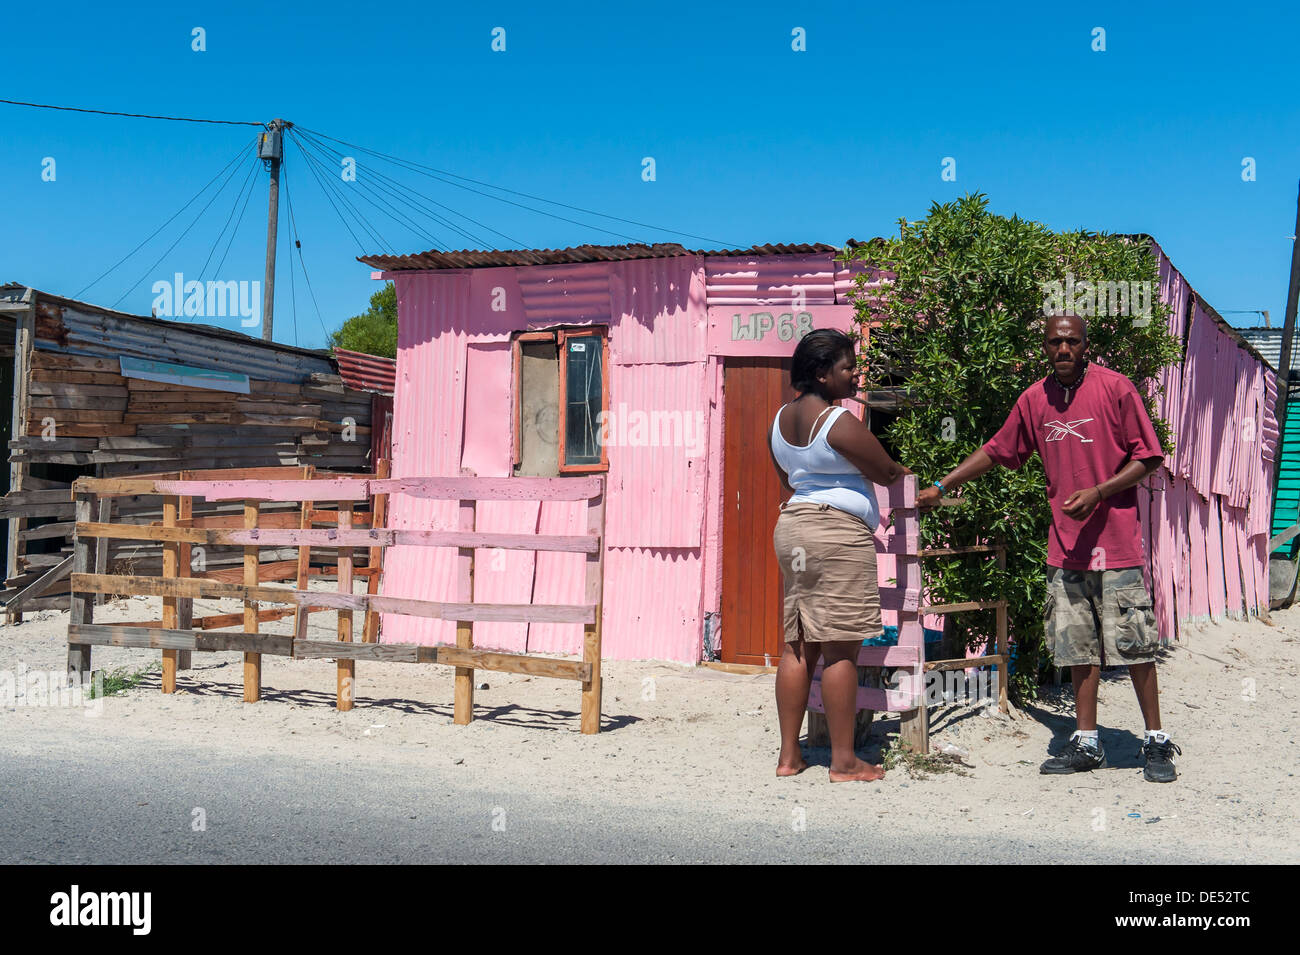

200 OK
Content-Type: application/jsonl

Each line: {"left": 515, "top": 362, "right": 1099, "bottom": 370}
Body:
{"left": 1044, "top": 566, "right": 1159, "bottom": 667}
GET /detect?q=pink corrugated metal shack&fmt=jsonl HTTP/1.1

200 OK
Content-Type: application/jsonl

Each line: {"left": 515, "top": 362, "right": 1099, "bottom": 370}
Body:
{"left": 359, "top": 240, "right": 1277, "bottom": 666}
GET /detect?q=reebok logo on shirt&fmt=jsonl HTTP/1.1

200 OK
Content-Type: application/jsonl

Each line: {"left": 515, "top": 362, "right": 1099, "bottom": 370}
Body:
{"left": 1043, "top": 418, "right": 1094, "bottom": 443}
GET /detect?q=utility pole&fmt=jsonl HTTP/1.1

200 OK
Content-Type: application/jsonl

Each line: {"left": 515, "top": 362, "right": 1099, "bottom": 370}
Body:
{"left": 258, "top": 119, "right": 287, "bottom": 342}
{"left": 1273, "top": 181, "right": 1300, "bottom": 500}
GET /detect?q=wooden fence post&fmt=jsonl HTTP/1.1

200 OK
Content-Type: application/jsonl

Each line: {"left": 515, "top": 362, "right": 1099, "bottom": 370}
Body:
{"left": 580, "top": 480, "right": 606, "bottom": 735}
{"left": 176, "top": 492, "right": 193, "bottom": 671}
{"left": 67, "top": 490, "right": 94, "bottom": 683}
{"left": 337, "top": 500, "right": 354, "bottom": 711}
{"left": 363, "top": 458, "right": 390, "bottom": 644}
{"left": 243, "top": 500, "right": 261, "bottom": 703}
{"left": 996, "top": 544, "right": 1009, "bottom": 714}
{"left": 161, "top": 494, "right": 179, "bottom": 693}
{"left": 453, "top": 499, "right": 475, "bottom": 725}
{"left": 92, "top": 497, "right": 111, "bottom": 606}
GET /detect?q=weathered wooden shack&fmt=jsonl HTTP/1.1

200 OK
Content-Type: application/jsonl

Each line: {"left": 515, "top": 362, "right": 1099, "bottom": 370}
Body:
{"left": 0, "top": 284, "right": 393, "bottom": 615}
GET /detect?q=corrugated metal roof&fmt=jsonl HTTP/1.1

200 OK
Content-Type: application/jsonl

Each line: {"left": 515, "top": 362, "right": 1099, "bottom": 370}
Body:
{"left": 359, "top": 241, "right": 847, "bottom": 272}
{"left": 1, "top": 284, "right": 332, "bottom": 364}
{"left": 333, "top": 347, "right": 396, "bottom": 394}
{"left": 1237, "top": 328, "right": 1300, "bottom": 373}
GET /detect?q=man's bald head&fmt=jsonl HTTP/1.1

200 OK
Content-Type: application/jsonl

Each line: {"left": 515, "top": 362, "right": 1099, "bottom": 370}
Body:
{"left": 1045, "top": 314, "right": 1087, "bottom": 344}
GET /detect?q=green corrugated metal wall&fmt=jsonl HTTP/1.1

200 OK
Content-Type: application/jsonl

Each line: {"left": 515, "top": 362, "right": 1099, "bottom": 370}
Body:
{"left": 1272, "top": 390, "right": 1300, "bottom": 557}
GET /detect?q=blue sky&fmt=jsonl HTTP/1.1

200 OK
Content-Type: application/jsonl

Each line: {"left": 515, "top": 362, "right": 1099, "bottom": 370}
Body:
{"left": 2, "top": 0, "right": 1296, "bottom": 349}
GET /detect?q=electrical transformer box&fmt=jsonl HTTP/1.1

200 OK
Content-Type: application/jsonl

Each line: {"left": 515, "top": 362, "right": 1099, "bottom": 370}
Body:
{"left": 258, "top": 128, "right": 282, "bottom": 161}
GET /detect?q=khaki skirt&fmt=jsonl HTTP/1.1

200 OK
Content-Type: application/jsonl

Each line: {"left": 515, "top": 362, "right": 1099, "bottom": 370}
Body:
{"left": 772, "top": 501, "right": 883, "bottom": 644}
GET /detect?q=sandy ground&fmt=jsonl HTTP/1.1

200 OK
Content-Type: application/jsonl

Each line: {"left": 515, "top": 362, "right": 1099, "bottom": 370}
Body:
{"left": 2, "top": 591, "right": 1297, "bottom": 863}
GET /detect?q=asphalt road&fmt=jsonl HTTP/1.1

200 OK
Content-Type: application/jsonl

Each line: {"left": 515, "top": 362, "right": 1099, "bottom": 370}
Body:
{"left": 1, "top": 733, "right": 1226, "bottom": 865}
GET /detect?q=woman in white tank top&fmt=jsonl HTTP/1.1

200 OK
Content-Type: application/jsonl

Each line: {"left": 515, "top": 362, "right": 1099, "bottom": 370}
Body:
{"left": 768, "top": 329, "right": 910, "bottom": 783}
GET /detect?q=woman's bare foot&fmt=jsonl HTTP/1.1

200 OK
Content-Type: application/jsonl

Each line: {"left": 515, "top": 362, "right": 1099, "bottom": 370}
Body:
{"left": 828, "top": 759, "right": 885, "bottom": 782}
{"left": 776, "top": 759, "right": 808, "bottom": 777}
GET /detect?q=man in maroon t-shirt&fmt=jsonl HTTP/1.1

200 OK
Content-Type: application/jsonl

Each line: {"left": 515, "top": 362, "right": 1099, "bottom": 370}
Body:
{"left": 917, "top": 314, "right": 1180, "bottom": 782}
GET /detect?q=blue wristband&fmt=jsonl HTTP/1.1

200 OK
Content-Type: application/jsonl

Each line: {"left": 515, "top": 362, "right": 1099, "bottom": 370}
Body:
{"left": 932, "top": 481, "right": 946, "bottom": 494}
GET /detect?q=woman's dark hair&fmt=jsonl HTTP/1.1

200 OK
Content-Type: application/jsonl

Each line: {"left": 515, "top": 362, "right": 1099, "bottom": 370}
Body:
{"left": 790, "top": 329, "right": 854, "bottom": 396}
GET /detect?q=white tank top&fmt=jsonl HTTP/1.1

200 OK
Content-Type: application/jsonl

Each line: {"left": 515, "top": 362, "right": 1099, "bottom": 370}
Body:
{"left": 770, "top": 404, "right": 880, "bottom": 531}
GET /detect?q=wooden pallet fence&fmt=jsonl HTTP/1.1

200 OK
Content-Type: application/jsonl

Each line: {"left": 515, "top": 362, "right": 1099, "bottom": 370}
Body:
{"left": 67, "top": 473, "right": 608, "bottom": 734}
{"left": 805, "top": 476, "right": 1010, "bottom": 753}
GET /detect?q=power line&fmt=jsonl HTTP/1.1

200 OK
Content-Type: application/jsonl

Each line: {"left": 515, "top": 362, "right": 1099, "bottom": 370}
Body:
{"left": 198, "top": 156, "right": 262, "bottom": 282}
{"left": 297, "top": 123, "right": 740, "bottom": 247}
{"left": 212, "top": 157, "right": 262, "bottom": 279}
{"left": 290, "top": 129, "right": 453, "bottom": 250}
{"left": 74, "top": 138, "right": 255, "bottom": 299}
{"left": 0, "top": 97, "right": 263, "bottom": 127}
{"left": 292, "top": 132, "right": 391, "bottom": 252}
{"left": 281, "top": 159, "right": 331, "bottom": 345}
{"left": 296, "top": 128, "right": 490, "bottom": 248}
{"left": 112, "top": 152, "right": 260, "bottom": 308}
{"left": 293, "top": 127, "right": 522, "bottom": 248}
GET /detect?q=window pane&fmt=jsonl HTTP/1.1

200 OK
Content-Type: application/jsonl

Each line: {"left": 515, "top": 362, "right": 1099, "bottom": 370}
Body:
{"left": 517, "top": 340, "right": 559, "bottom": 477}
{"left": 564, "top": 337, "right": 603, "bottom": 466}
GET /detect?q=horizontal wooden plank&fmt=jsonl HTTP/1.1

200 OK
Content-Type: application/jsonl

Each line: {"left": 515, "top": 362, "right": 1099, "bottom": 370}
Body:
{"left": 29, "top": 381, "right": 128, "bottom": 397}
{"left": 195, "top": 632, "right": 294, "bottom": 655}
{"left": 122, "top": 413, "right": 320, "bottom": 429}
{"left": 71, "top": 475, "right": 603, "bottom": 505}
{"left": 69, "top": 574, "right": 594, "bottom": 624}
{"left": 0, "top": 502, "right": 75, "bottom": 519}
{"left": 196, "top": 607, "right": 297, "bottom": 629}
{"left": 67, "top": 623, "right": 295, "bottom": 656}
{"left": 68, "top": 623, "right": 195, "bottom": 651}
{"left": 855, "top": 644, "right": 924, "bottom": 668}
{"left": 9, "top": 437, "right": 98, "bottom": 451}
{"left": 31, "top": 394, "right": 129, "bottom": 411}
{"left": 925, "top": 655, "right": 1007, "bottom": 673}
{"left": 699, "top": 661, "right": 777, "bottom": 675}
{"left": 75, "top": 521, "right": 599, "bottom": 553}
{"left": 918, "top": 545, "right": 1003, "bottom": 557}
{"left": 29, "top": 409, "right": 125, "bottom": 423}
{"left": 197, "top": 560, "right": 299, "bottom": 583}
{"left": 27, "top": 424, "right": 135, "bottom": 437}
{"left": 30, "top": 351, "right": 120, "bottom": 373}
{"left": 373, "top": 476, "right": 603, "bottom": 502}
{"left": 127, "top": 401, "right": 322, "bottom": 417}
{"left": 806, "top": 682, "right": 918, "bottom": 714}
{"left": 30, "top": 369, "right": 126, "bottom": 386}
{"left": 19, "top": 521, "right": 74, "bottom": 541}
{"left": 435, "top": 647, "right": 591, "bottom": 682}
{"left": 919, "top": 600, "right": 1006, "bottom": 615}
{"left": 4, "top": 489, "right": 73, "bottom": 505}
{"left": 293, "top": 640, "right": 424, "bottom": 663}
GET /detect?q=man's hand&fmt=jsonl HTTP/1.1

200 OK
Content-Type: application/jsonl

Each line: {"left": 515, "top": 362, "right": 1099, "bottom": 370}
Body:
{"left": 1061, "top": 486, "right": 1103, "bottom": 520}
{"left": 916, "top": 485, "right": 942, "bottom": 510}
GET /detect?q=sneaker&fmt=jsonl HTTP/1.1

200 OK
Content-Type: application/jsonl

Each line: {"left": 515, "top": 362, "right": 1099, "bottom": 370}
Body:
{"left": 1141, "top": 737, "right": 1181, "bottom": 783}
{"left": 1039, "top": 737, "right": 1106, "bottom": 774}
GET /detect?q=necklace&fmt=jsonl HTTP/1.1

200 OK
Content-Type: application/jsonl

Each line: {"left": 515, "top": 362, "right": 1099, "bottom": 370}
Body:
{"left": 1053, "top": 357, "right": 1088, "bottom": 402}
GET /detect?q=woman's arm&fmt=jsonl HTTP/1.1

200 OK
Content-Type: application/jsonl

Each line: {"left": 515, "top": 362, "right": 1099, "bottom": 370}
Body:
{"left": 825, "top": 411, "right": 907, "bottom": 485}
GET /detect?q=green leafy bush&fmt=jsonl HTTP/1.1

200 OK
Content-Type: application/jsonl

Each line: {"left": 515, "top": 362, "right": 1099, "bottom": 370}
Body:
{"left": 330, "top": 281, "right": 397, "bottom": 358}
{"left": 844, "top": 194, "right": 1181, "bottom": 701}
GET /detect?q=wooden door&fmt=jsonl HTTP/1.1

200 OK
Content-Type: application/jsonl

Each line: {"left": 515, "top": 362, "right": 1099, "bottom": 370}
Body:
{"left": 721, "top": 358, "right": 795, "bottom": 665}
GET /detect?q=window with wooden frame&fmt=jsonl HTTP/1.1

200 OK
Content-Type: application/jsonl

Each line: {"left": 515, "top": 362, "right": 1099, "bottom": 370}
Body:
{"left": 512, "top": 326, "right": 609, "bottom": 476}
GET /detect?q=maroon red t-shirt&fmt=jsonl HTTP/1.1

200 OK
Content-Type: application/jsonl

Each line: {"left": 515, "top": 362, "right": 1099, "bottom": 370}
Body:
{"left": 982, "top": 363, "right": 1164, "bottom": 570}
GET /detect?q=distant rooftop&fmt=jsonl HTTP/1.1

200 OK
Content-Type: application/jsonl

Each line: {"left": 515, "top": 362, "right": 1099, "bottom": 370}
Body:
{"left": 359, "top": 240, "right": 862, "bottom": 273}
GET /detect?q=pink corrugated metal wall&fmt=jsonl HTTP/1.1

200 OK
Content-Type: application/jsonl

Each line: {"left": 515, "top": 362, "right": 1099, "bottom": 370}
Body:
{"left": 384, "top": 257, "right": 710, "bottom": 662}
{"left": 1142, "top": 245, "right": 1278, "bottom": 641}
